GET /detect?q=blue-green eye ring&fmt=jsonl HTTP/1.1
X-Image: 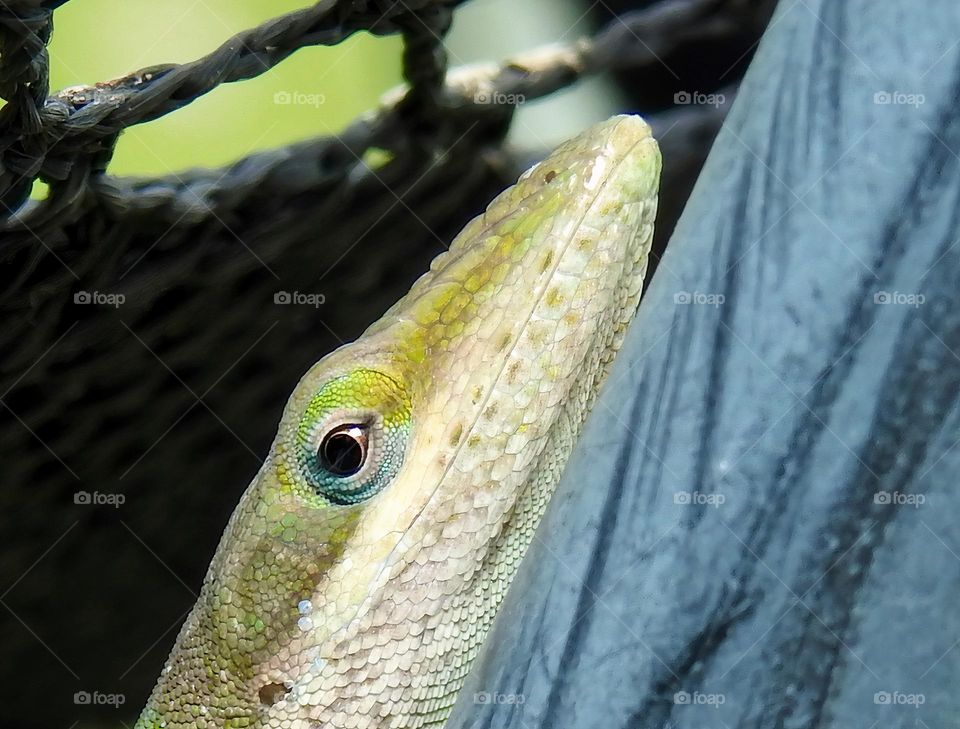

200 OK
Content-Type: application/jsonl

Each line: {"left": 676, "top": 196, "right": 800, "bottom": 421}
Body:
{"left": 295, "top": 370, "right": 411, "bottom": 506}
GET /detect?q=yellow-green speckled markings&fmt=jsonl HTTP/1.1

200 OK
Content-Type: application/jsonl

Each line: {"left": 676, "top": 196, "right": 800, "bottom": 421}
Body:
{"left": 290, "top": 370, "right": 412, "bottom": 506}
{"left": 135, "top": 115, "right": 661, "bottom": 729}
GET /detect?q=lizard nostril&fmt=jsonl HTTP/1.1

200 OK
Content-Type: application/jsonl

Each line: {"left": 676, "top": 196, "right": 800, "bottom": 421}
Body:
{"left": 258, "top": 682, "right": 291, "bottom": 707}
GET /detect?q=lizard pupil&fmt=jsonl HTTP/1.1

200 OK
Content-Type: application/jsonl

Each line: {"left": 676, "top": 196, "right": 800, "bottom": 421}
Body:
{"left": 319, "top": 424, "right": 367, "bottom": 477}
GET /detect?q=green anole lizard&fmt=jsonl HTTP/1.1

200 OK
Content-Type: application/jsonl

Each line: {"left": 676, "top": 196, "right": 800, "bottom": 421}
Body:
{"left": 135, "top": 114, "right": 660, "bottom": 729}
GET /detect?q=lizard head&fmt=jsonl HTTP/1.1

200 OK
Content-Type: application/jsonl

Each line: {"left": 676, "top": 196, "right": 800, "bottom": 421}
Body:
{"left": 135, "top": 114, "right": 660, "bottom": 729}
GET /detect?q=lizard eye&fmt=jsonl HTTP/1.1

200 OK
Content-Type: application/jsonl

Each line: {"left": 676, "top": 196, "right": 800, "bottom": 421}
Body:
{"left": 317, "top": 424, "right": 368, "bottom": 476}
{"left": 291, "top": 369, "right": 412, "bottom": 506}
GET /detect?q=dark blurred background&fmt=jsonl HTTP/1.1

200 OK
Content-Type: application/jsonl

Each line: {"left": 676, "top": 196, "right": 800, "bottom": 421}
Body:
{"left": 0, "top": 1, "right": 775, "bottom": 726}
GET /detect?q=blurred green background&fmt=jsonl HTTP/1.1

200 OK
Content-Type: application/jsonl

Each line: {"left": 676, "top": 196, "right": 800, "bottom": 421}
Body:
{"left": 48, "top": 0, "right": 404, "bottom": 177}
{"left": 45, "top": 0, "right": 612, "bottom": 180}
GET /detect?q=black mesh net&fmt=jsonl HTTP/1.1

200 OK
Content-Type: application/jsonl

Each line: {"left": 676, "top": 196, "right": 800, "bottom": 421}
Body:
{"left": 0, "top": 1, "right": 774, "bottom": 726}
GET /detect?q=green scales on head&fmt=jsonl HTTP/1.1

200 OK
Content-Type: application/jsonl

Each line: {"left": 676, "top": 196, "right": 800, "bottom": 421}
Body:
{"left": 286, "top": 370, "right": 412, "bottom": 506}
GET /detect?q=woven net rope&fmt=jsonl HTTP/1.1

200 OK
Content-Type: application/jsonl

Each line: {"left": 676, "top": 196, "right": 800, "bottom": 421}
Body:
{"left": 0, "top": 0, "right": 775, "bottom": 724}
{"left": 0, "top": 0, "right": 772, "bottom": 526}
